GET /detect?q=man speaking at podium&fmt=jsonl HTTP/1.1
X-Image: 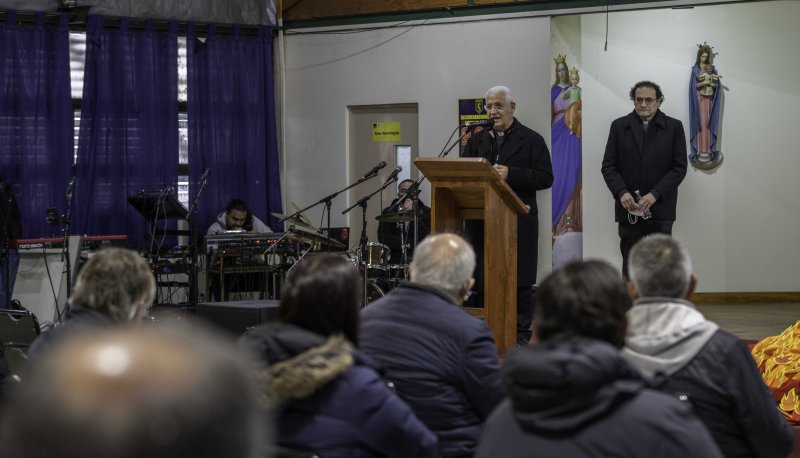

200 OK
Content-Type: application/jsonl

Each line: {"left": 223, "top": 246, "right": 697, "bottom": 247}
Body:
{"left": 462, "top": 86, "right": 553, "bottom": 346}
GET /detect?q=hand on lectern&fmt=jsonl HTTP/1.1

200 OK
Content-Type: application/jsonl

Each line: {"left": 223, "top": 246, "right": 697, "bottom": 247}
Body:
{"left": 493, "top": 164, "right": 508, "bottom": 180}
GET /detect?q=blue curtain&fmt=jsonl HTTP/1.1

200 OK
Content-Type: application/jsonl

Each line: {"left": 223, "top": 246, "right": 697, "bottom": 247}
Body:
{"left": 73, "top": 16, "right": 178, "bottom": 250}
{"left": 187, "top": 23, "right": 282, "bottom": 234}
{"left": 0, "top": 12, "right": 73, "bottom": 239}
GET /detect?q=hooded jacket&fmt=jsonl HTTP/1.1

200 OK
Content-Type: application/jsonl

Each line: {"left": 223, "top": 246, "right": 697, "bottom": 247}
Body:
{"left": 206, "top": 211, "right": 271, "bottom": 236}
{"left": 623, "top": 298, "right": 794, "bottom": 458}
{"left": 239, "top": 323, "right": 437, "bottom": 458}
{"left": 477, "top": 337, "right": 723, "bottom": 458}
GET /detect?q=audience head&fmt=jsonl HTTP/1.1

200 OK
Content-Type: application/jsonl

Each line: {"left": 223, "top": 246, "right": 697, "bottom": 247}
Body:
{"left": 0, "top": 324, "right": 268, "bottom": 458}
{"left": 279, "top": 253, "right": 362, "bottom": 345}
{"left": 535, "top": 260, "right": 631, "bottom": 348}
{"left": 410, "top": 233, "right": 475, "bottom": 303}
{"left": 628, "top": 234, "right": 695, "bottom": 300}
{"left": 69, "top": 247, "right": 155, "bottom": 322}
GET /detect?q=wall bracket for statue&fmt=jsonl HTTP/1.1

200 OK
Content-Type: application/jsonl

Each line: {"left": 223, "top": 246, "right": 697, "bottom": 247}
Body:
{"left": 689, "top": 42, "right": 723, "bottom": 170}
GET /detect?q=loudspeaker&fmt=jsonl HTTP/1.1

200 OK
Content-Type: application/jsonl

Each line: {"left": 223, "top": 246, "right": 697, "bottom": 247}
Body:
{"left": 195, "top": 300, "right": 280, "bottom": 335}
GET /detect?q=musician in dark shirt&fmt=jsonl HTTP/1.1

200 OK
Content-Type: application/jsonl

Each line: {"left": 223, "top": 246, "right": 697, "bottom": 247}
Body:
{"left": 378, "top": 180, "right": 431, "bottom": 265}
{"left": 0, "top": 177, "right": 21, "bottom": 310}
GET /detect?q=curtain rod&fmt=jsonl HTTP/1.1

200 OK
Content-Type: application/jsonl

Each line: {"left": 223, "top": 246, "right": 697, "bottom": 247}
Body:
{"left": 0, "top": 9, "right": 272, "bottom": 37}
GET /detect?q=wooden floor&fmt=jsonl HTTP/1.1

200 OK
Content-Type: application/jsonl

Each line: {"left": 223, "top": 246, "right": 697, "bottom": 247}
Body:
{"left": 695, "top": 302, "right": 799, "bottom": 341}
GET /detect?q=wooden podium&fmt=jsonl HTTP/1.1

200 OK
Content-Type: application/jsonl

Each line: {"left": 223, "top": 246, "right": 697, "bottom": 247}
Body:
{"left": 415, "top": 157, "right": 529, "bottom": 354}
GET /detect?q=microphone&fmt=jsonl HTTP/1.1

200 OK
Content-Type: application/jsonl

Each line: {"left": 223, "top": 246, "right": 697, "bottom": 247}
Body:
{"left": 66, "top": 177, "right": 75, "bottom": 196}
{"left": 384, "top": 166, "right": 402, "bottom": 184}
{"left": 358, "top": 160, "right": 387, "bottom": 181}
{"left": 465, "top": 119, "right": 495, "bottom": 129}
{"left": 199, "top": 168, "right": 211, "bottom": 182}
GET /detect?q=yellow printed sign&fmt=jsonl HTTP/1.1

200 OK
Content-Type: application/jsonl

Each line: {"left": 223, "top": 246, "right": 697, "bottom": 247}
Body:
{"left": 372, "top": 122, "right": 401, "bottom": 142}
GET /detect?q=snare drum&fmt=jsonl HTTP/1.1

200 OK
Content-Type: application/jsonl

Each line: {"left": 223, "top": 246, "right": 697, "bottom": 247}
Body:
{"left": 360, "top": 242, "right": 389, "bottom": 278}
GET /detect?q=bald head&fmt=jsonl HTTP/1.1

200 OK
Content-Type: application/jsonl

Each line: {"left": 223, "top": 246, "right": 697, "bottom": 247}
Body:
{"left": 1, "top": 325, "right": 267, "bottom": 458}
{"left": 410, "top": 233, "right": 475, "bottom": 300}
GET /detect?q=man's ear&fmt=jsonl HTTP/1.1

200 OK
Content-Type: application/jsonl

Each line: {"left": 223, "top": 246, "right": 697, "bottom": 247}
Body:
{"left": 627, "top": 280, "right": 639, "bottom": 300}
{"left": 686, "top": 273, "right": 698, "bottom": 299}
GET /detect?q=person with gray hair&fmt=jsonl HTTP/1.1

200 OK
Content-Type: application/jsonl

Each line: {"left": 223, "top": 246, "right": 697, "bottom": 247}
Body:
{"left": 360, "top": 233, "right": 505, "bottom": 458}
{"left": 1, "top": 324, "right": 269, "bottom": 458}
{"left": 462, "top": 85, "right": 553, "bottom": 346}
{"left": 26, "top": 247, "right": 156, "bottom": 360}
{"left": 623, "top": 234, "right": 793, "bottom": 458}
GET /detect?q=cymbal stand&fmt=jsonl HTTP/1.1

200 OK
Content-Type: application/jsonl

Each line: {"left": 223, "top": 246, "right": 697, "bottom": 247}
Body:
{"left": 342, "top": 176, "right": 398, "bottom": 306}
{"left": 279, "top": 172, "right": 380, "bottom": 251}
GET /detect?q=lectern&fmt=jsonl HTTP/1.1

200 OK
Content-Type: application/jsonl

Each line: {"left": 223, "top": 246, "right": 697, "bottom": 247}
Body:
{"left": 414, "top": 157, "right": 529, "bottom": 354}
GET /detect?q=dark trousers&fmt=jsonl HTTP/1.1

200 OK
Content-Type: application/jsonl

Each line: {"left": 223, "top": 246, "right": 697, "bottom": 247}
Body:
{"left": 517, "top": 285, "right": 534, "bottom": 345}
{"left": 619, "top": 220, "right": 674, "bottom": 277}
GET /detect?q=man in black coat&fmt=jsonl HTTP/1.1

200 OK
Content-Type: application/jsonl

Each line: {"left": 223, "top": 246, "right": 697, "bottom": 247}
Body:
{"left": 601, "top": 80, "right": 687, "bottom": 277}
{"left": 462, "top": 85, "right": 553, "bottom": 346}
{"left": 361, "top": 234, "right": 505, "bottom": 458}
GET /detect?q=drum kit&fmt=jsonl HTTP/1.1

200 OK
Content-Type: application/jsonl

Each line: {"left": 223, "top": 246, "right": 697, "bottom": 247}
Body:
{"left": 271, "top": 211, "right": 414, "bottom": 303}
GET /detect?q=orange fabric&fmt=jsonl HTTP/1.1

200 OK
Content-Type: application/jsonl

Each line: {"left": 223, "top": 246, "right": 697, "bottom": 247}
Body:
{"left": 752, "top": 320, "right": 800, "bottom": 424}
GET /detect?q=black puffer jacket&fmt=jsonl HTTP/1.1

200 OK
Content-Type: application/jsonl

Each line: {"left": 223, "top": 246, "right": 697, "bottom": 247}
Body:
{"left": 477, "top": 337, "right": 724, "bottom": 458}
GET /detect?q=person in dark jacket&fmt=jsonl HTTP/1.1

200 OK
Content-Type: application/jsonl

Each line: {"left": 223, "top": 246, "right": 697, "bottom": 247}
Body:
{"left": 240, "top": 254, "right": 437, "bottom": 458}
{"left": 361, "top": 233, "right": 506, "bottom": 458}
{"left": 462, "top": 85, "right": 554, "bottom": 345}
{"left": 26, "top": 247, "right": 156, "bottom": 361}
{"left": 477, "top": 260, "right": 724, "bottom": 458}
{"left": 601, "top": 81, "right": 687, "bottom": 277}
{"left": 623, "top": 234, "right": 794, "bottom": 458}
{"left": 378, "top": 179, "right": 431, "bottom": 265}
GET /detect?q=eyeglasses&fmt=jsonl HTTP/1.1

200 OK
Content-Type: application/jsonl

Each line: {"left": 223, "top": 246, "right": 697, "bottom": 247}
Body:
{"left": 634, "top": 97, "right": 657, "bottom": 105}
{"left": 484, "top": 102, "right": 507, "bottom": 112}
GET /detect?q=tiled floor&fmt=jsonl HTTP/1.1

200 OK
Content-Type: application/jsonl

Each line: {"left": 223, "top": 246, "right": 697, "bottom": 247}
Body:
{"left": 696, "top": 302, "right": 799, "bottom": 342}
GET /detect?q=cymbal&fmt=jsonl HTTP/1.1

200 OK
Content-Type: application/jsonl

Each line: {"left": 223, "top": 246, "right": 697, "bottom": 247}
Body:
{"left": 287, "top": 227, "right": 346, "bottom": 250}
{"left": 375, "top": 211, "right": 414, "bottom": 223}
{"left": 271, "top": 212, "right": 319, "bottom": 232}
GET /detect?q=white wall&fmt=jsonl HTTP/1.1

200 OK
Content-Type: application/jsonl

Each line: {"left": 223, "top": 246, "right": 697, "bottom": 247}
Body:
{"left": 580, "top": 0, "right": 800, "bottom": 292}
{"left": 282, "top": 18, "right": 554, "bottom": 280}
{"left": 282, "top": 0, "right": 800, "bottom": 292}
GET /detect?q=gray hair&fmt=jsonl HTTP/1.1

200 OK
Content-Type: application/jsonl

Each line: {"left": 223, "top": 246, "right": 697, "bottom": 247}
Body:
{"left": 628, "top": 234, "right": 693, "bottom": 298}
{"left": 410, "top": 233, "right": 475, "bottom": 299}
{"left": 486, "top": 85, "right": 514, "bottom": 103}
{"left": 69, "top": 247, "right": 156, "bottom": 321}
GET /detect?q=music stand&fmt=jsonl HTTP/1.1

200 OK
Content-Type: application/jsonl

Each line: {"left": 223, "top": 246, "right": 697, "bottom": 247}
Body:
{"left": 127, "top": 191, "right": 189, "bottom": 222}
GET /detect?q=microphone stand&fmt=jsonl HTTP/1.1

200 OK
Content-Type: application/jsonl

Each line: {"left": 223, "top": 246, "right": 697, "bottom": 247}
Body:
{"left": 187, "top": 175, "right": 209, "bottom": 309}
{"left": 342, "top": 177, "right": 398, "bottom": 306}
{"left": 57, "top": 179, "right": 75, "bottom": 323}
{"left": 279, "top": 172, "right": 380, "bottom": 251}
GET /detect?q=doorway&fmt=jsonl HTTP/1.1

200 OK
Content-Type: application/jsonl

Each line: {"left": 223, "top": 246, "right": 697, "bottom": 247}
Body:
{"left": 347, "top": 104, "right": 419, "bottom": 248}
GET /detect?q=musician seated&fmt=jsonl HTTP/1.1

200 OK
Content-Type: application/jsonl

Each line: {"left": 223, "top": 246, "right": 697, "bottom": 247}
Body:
{"left": 207, "top": 198, "right": 272, "bottom": 236}
{"left": 378, "top": 180, "right": 430, "bottom": 264}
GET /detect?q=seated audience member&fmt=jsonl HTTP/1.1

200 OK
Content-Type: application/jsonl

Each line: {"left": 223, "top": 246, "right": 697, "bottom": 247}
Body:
{"left": 26, "top": 247, "right": 155, "bottom": 360}
{"left": 623, "top": 234, "right": 794, "bottom": 458}
{"left": 360, "top": 233, "right": 505, "bottom": 458}
{"left": 477, "top": 260, "right": 724, "bottom": 458}
{"left": 207, "top": 197, "right": 272, "bottom": 235}
{"left": 239, "top": 253, "right": 437, "bottom": 458}
{"left": 0, "top": 325, "right": 268, "bottom": 458}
